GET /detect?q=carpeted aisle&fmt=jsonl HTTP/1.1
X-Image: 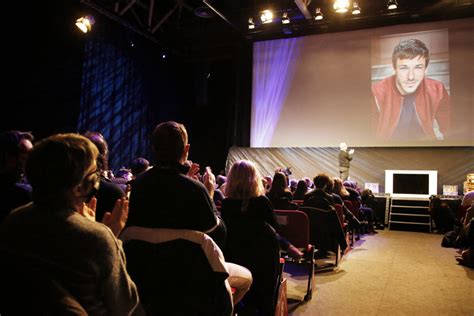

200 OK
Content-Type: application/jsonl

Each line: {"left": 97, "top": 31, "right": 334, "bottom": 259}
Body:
{"left": 285, "top": 229, "right": 474, "bottom": 315}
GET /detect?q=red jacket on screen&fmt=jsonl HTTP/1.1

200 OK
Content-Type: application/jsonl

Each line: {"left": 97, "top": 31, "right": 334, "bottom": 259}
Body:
{"left": 372, "top": 75, "right": 450, "bottom": 140}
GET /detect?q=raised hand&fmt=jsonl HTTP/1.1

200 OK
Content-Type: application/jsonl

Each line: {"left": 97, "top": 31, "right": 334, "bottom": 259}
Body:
{"left": 202, "top": 166, "right": 216, "bottom": 198}
{"left": 349, "top": 149, "right": 355, "bottom": 155}
{"left": 102, "top": 197, "right": 129, "bottom": 237}
{"left": 186, "top": 160, "right": 201, "bottom": 180}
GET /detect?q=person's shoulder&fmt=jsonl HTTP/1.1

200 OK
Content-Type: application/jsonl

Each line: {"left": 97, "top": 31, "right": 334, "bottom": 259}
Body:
{"left": 422, "top": 77, "right": 448, "bottom": 93}
{"left": 1, "top": 202, "right": 34, "bottom": 224}
{"left": 69, "top": 213, "right": 119, "bottom": 249}
{"left": 423, "top": 77, "right": 445, "bottom": 86}
{"left": 177, "top": 173, "right": 208, "bottom": 192}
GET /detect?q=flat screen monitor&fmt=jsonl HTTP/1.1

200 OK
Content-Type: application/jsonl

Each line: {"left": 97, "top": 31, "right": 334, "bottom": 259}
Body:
{"left": 385, "top": 170, "right": 437, "bottom": 198}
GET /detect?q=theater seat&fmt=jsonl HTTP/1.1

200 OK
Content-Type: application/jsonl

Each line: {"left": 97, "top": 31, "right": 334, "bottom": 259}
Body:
{"left": 121, "top": 227, "right": 233, "bottom": 316}
{"left": 224, "top": 220, "right": 282, "bottom": 316}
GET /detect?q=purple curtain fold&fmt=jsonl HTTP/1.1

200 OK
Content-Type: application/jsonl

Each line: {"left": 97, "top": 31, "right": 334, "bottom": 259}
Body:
{"left": 251, "top": 37, "right": 302, "bottom": 147}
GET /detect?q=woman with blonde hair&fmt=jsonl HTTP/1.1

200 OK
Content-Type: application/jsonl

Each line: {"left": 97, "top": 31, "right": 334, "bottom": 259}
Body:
{"left": 222, "top": 160, "right": 302, "bottom": 256}
{"left": 221, "top": 160, "right": 301, "bottom": 314}
{"left": 333, "top": 177, "right": 350, "bottom": 200}
{"left": 224, "top": 160, "right": 265, "bottom": 200}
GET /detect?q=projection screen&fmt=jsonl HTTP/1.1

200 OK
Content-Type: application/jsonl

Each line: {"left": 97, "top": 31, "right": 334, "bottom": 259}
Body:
{"left": 250, "top": 18, "right": 473, "bottom": 147}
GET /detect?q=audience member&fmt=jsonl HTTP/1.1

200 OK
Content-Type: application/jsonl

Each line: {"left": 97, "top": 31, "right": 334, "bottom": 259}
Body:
{"left": 0, "top": 133, "right": 139, "bottom": 315}
{"left": 293, "top": 179, "right": 308, "bottom": 201}
{"left": 112, "top": 168, "right": 133, "bottom": 192}
{"left": 83, "top": 131, "right": 126, "bottom": 221}
{"left": 126, "top": 121, "right": 252, "bottom": 307}
{"left": 360, "top": 188, "right": 377, "bottom": 234}
{"left": 130, "top": 157, "right": 150, "bottom": 178}
{"left": 0, "top": 130, "right": 34, "bottom": 222}
{"left": 304, "top": 173, "right": 335, "bottom": 210}
{"left": 263, "top": 175, "right": 273, "bottom": 192}
{"left": 430, "top": 196, "right": 459, "bottom": 233}
{"left": 222, "top": 160, "right": 302, "bottom": 258}
{"left": 303, "top": 173, "right": 348, "bottom": 257}
{"left": 267, "top": 171, "right": 297, "bottom": 210}
{"left": 289, "top": 178, "right": 298, "bottom": 193}
{"left": 221, "top": 159, "right": 301, "bottom": 314}
{"left": 303, "top": 177, "right": 314, "bottom": 190}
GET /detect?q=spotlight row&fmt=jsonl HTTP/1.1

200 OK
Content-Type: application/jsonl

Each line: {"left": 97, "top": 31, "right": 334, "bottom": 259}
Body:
{"left": 248, "top": 0, "right": 398, "bottom": 29}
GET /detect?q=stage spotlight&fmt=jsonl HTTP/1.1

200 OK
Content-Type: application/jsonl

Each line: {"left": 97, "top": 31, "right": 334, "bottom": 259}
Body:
{"left": 248, "top": 17, "right": 255, "bottom": 29}
{"left": 281, "top": 12, "right": 290, "bottom": 24}
{"left": 314, "top": 8, "right": 324, "bottom": 20}
{"left": 387, "top": 0, "right": 398, "bottom": 10}
{"left": 75, "top": 15, "right": 95, "bottom": 33}
{"left": 352, "top": 2, "right": 361, "bottom": 15}
{"left": 260, "top": 9, "right": 273, "bottom": 24}
{"left": 333, "top": 0, "right": 349, "bottom": 13}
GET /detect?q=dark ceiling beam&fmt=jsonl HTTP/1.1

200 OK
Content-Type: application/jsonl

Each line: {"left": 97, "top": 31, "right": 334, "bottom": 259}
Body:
{"left": 202, "top": 0, "right": 241, "bottom": 33}
{"left": 151, "top": 2, "right": 180, "bottom": 33}
{"left": 119, "top": 0, "right": 136, "bottom": 15}
{"left": 295, "top": 0, "right": 313, "bottom": 19}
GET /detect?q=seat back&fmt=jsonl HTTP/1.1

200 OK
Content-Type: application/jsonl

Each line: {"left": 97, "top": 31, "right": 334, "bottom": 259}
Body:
{"left": 275, "top": 210, "right": 310, "bottom": 248}
{"left": 124, "top": 238, "right": 232, "bottom": 316}
{"left": 299, "top": 206, "right": 343, "bottom": 253}
{"left": 271, "top": 197, "right": 298, "bottom": 210}
{"left": 275, "top": 209, "right": 315, "bottom": 301}
{"left": 334, "top": 204, "right": 345, "bottom": 228}
{"left": 224, "top": 220, "right": 281, "bottom": 316}
{"left": 344, "top": 200, "right": 361, "bottom": 220}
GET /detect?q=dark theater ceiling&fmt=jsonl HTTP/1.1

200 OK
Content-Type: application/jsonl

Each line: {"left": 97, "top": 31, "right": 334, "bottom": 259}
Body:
{"left": 79, "top": 0, "right": 473, "bottom": 54}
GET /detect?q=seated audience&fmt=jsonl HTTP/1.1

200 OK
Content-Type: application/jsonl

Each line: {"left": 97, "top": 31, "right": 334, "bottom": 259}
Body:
{"left": 267, "top": 171, "right": 297, "bottom": 210}
{"left": 430, "top": 196, "right": 459, "bottom": 233}
{"left": 303, "top": 173, "right": 348, "bottom": 256}
{"left": 360, "top": 188, "right": 377, "bottom": 233}
{"left": 304, "top": 173, "right": 335, "bottom": 211}
{"left": 289, "top": 179, "right": 298, "bottom": 194}
{"left": 0, "top": 130, "right": 34, "bottom": 222}
{"left": 112, "top": 168, "right": 133, "bottom": 193}
{"left": 0, "top": 133, "right": 139, "bottom": 315}
{"left": 328, "top": 178, "right": 361, "bottom": 231}
{"left": 263, "top": 175, "right": 273, "bottom": 193}
{"left": 220, "top": 159, "right": 301, "bottom": 314}
{"left": 83, "top": 131, "right": 126, "bottom": 221}
{"left": 130, "top": 157, "right": 151, "bottom": 178}
{"left": 293, "top": 179, "right": 309, "bottom": 201}
{"left": 126, "top": 121, "right": 252, "bottom": 309}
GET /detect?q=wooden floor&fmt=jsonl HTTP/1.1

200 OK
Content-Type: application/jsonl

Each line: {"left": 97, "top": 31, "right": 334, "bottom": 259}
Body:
{"left": 285, "top": 229, "right": 474, "bottom": 315}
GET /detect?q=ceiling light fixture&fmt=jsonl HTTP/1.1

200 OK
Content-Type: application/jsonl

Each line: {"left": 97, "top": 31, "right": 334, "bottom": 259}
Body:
{"left": 282, "top": 12, "right": 290, "bottom": 24}
{"left": 352, "top": 2, "right": 361, "bottom": 15}
{"left": 248, "top": 17, "right": 255, "bottom": 29}
{"left": 260, "top": 9, "right": 274, "bottom": 23}
{"left": 387, "top": 0, "right": 398, "bottom": 10}
{"left": 75, "top": 15, "right": 95, "bottom": 33}
{"left": 314, "top": 7, "right": 324, "bottom": 20}
{"left": 333, "top": 0, "right": 350, "bottom": 13}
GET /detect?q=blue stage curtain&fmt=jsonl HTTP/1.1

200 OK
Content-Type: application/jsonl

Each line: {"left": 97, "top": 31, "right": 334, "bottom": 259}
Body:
{"left": 78, "top": 35, "right": 153, "bottom": 172}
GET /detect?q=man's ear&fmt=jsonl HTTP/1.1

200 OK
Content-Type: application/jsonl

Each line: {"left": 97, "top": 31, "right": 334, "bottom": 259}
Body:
{"left": 72, "top": 183, "right": 83, "bottom": 198}
{"left": 182, "top": 143, "right": 190, "bottom": 162}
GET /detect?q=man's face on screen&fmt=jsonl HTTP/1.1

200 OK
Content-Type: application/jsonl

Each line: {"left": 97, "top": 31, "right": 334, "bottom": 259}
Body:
{"left": 394, "top": 55, "right": 427, "bottom": 95}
